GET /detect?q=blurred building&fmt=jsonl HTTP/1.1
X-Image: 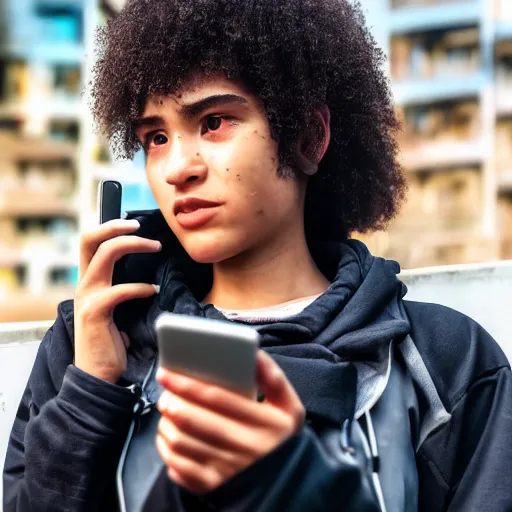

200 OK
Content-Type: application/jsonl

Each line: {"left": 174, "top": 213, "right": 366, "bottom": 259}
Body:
{"left": 0, "top": 0, "right": 155, "bottom": 322}
{"left": 0, "top": 0, "right": 511, "bottom": 322}
{"left": 359, "top": 0, "right": 512, "bottom": 269}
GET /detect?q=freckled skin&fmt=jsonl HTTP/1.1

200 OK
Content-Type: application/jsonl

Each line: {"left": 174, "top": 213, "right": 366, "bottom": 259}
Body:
{"left": 141, "top": 74, "right": 306, "bottom": 265}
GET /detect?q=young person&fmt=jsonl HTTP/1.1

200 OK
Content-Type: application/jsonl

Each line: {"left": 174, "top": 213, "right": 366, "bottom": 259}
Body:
{"left": 4, "top": 0, "right": 512, "bottom": 510}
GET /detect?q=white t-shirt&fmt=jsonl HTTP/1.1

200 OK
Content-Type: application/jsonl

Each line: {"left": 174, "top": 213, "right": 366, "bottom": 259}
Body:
{"left": 217, "top": 295, "right": 320, "bottom": 324}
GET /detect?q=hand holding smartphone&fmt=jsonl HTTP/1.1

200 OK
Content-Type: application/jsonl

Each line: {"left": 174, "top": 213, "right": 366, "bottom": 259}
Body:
{"left": 155, "top": 313, "right": 260, "bottom": 398}
{"left": 74, "top": 179, "right": 161, "bottom": 383}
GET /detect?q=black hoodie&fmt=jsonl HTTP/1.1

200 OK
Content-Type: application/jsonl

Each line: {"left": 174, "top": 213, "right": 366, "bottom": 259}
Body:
{"left": 3, "top": 210, "right": 512, "bottom": 511}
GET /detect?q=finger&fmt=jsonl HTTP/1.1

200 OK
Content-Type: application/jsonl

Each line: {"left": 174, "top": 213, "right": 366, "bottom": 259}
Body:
{"left": 256, "top": 351, "right": 304, "bottom": 423}
{"left": 80, "top": 235, "right": 162, "bottom": 288}
{"left": 158, "top": 416, "right": 242, "bottom": 466}
{"left": 157, "top": 391, "right": 258, "bottom": 455}
{"left": 79, "top": 219, "right": 141, "bottom": 280}
{"left": 156, "top": 434, "right": 221, "bottom": 494}
{"left": 77, "top": 283, "right": 159, "bottom": 320}
{"left": 156, "top": 368, "right": 286, "bottom": 427}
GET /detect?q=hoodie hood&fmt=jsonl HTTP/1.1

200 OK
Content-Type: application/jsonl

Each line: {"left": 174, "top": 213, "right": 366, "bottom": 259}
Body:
{"left": 115, "top": 209, "right": 411, "bottom": 421}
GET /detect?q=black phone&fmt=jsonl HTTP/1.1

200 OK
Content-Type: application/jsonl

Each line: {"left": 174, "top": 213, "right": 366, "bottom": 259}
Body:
{"left": 97, "top": 180, "right": 122, "bottom": 224}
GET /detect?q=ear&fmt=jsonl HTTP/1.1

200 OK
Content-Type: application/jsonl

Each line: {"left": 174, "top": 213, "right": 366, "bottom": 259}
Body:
{"left": 295, "top": 105, "right": 331, "bottom": 176}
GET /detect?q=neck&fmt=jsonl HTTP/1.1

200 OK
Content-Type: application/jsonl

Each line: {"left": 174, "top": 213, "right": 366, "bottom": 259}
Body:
{"left": 203, "top": 225, "right": 330, "bottom": 310}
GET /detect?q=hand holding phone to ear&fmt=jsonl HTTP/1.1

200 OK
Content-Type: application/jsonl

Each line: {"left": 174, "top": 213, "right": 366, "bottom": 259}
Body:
{"left": 73, "top": 219, "right": 162, "bottom": 383}
{"left": 73, "top": 181, "right": 162, "bottom": 384}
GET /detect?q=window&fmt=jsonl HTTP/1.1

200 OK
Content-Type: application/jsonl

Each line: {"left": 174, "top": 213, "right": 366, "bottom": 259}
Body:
{"left": 35, "top": 6, "right": 82, "bottom": 44}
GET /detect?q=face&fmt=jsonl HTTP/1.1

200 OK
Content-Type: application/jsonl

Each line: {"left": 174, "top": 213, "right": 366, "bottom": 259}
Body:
{"left": 136, "top": 74, "right": 306, "bottom": 264}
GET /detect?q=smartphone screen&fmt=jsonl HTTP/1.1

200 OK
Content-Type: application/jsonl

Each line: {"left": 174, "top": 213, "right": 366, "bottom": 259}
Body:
{"left": 98, "top": 180, "right": 122, "bottom": 224}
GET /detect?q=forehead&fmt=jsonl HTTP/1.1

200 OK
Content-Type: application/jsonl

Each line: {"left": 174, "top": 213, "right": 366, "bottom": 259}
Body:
{"left": 142, "top": 72, "right": 261, "bottom": 116}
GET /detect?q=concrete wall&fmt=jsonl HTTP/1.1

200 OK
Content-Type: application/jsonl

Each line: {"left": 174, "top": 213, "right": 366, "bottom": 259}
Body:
{"left": 1, "top": 261, "right": 511, "bottom": 506}
{"left": 0, "top": 322, "right": 52, "bottom": 507}
{"left": 401, "top": 260, "right": 512, "bottom": 360}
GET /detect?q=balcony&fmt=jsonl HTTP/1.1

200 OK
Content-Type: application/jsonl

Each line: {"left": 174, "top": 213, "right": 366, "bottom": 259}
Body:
{"left": 0, "top": 188, "right": 77, "bottom": 218}
{"left": 400, "top": 138, "right": 485, "bottom": 171}
{"left": 0, "top": 43, "right": 83, "bottom": 64}
{"left": 389, "top": 0, "right": 482, "bottom": 35}
{"left": 393, "top": 71, "right": 485, "bottom": 105}
{"left": 496, "top": 84, "right": 512, "bottom": 117}
{"left": 494, "top": 0, "right": 512, "bottom": 40}
{"left": 495, "top": 21, "right": 512, "bottom": 42}
{"left": 0, "top": 97, "right": 82, "bottom": 122}
{"left": 498, "top": 169, "right": 512, "bottom": 193}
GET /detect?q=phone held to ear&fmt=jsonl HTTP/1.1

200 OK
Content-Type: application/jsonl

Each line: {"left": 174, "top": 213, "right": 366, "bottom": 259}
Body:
{"left": 97, "top": 179, "right": 122, "bottom": 224}
{"left": 155, "top": 313, "right": 260, "bottom": 398}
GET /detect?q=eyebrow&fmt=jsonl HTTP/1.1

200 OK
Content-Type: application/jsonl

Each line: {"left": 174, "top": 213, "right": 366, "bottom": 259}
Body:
{"left": 180, "top": 94, "right": 249, "bottom": 119}
{"left": 134, "top": 94, "right": 249, "bottom": 133}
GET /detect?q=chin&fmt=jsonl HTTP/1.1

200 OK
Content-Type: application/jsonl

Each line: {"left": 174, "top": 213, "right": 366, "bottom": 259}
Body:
{"left": 180, "top": 233, "right": 241, "bottom": 265}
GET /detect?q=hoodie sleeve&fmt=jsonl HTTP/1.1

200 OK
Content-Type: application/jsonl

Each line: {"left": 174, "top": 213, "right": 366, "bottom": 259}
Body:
{"left": 2, "top": 301, "right": 138, "bottom": 512}
{"left": 404, "top": 300, "right": 512, "bottom": 512}
{"left": 417, "top": 366, "right": 512, "bottom": 512}
{"left": 179, "top": 422, "right": 382, "bottom": 512}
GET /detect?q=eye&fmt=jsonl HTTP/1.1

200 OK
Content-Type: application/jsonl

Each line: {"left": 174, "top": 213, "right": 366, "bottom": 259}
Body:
{"left": 206, "top": 116, "right": 222, "bottom": 131}
{"left": 201, "top": 115, "right": 236, "bottom": 135}
{"left": 144, "top": 131, "right": 168, "bottom": 150}
{"left": 152, "top": 133, "right": 168, "bottom": 145}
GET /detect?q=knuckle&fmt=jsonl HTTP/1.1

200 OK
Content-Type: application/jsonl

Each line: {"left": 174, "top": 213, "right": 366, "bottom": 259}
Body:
{"left": 79, "top": 230, "right": 95, "bottom": 249}
{"left": 172, "top": 375, "right": 194, "bottom": 395}
{"left": 197, "top": 384, "right": 217, "bottom": 403}
{"left": 238, "top": 437, "right": 260, "bottom": 458}
{"left": 96, "top": 237, "right": 116, "bottom": 258}
{"left": 76, "top": 298, "right": 100, "bottom": 323}
{"left": 282, "top": 416, "right": 296, "bottom": 434}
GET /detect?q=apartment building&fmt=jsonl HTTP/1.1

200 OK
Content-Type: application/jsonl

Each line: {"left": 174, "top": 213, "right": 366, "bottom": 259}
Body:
{"left": 359, "top": 0, "right": 512, "bottom": 268}
{"left": 0, "top": 0, "right": 155, "bottom": 322}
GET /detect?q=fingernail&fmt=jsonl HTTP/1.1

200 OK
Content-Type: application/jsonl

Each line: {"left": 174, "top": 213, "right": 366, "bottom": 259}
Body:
{"left": 122, "top": 219, "right": 140, "bottom": 228}
{"left": 167, "top": 395, "right": 179, "bottom": 413}
{"left": 168, "top": 467, "right": 180, "bottom": 482}
{"left": 156, "top": 367, "right": 164, "bottom": 380}
{"left": 153, "top": 284, "right": 161, "bottom": 294}
{"left": 157, "top": 392, "right": 169, "bottom": 411}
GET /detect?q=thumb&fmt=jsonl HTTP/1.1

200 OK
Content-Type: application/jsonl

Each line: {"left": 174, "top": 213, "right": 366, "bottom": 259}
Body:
{"left": 256, "top": 350, "right": 303, "bottom": 418}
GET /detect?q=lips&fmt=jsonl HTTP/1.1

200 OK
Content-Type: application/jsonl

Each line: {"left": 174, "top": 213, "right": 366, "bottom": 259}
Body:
{"left": 173, "top": 197, "right": 222, "bottom": 229}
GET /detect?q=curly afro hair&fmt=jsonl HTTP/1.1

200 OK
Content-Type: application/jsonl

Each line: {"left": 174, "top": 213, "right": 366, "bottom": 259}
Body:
{"left": 90, "top": 0, "right": 407, "bottom": 241}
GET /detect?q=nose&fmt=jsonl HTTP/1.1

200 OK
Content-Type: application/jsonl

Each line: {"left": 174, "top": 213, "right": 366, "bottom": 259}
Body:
{"left": 163, "top": 135, "right": 207, "bottom": 187}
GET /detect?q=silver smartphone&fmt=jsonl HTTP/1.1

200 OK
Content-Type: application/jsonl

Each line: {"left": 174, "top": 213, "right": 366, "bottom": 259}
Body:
{"left": 155, "top": 313, "right": 260, "bottom": 398}
{"left": 97, "top": 179, "right": 122, "bottom": 224}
